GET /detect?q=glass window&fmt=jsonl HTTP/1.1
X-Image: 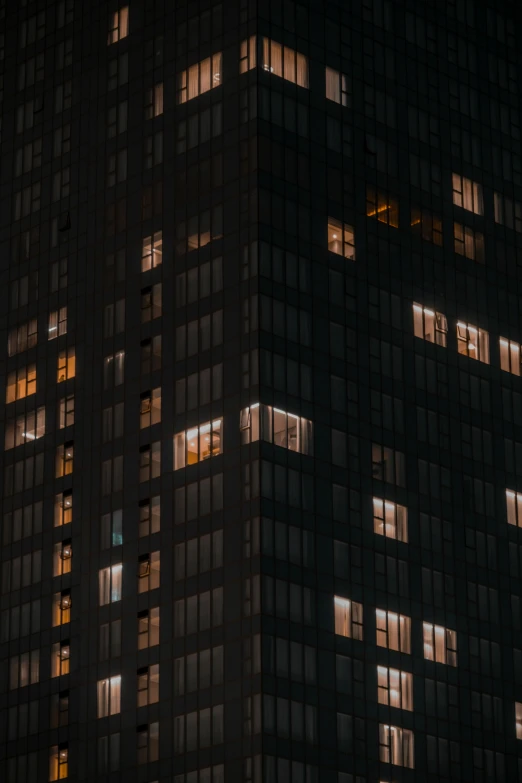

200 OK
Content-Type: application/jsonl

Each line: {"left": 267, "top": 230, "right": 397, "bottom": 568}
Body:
{"left": 174, "top": 419, "right": 222, "bottom": 469}
{"left": 507, "top": 489, "right": 522, "bottom": 528}
{"left": 52, "top": 590, "right": 71, "bottom": 626}
{"left": 141, "top": 230, "right": 162, "bottom": 271}
{"left": 57, "top": 348, "right": 75, "bottom": 382}
{"left": 59, "top": 395, "right": 75, "bottom": 428}
{"left": 261, "top": 38, "right": 308, "bottom": 88}
{"left": 452, "top": 173, "right": 483, "bottom": 214}
{"left": 56, "top": 442, "right": 74, "bottom": 477}
{"left": 456, "top": 321, "right": 489, "bottom": 363}
{"left": 494, "top": 191, "right": 522, "bottom": 232}
{"left": 240, "top": 36, "right": 257, "bottom": 73}
{"left": 423, "top": 622, "right": 457, "bottom": 666}
{"left": 49, "top": 745, "right": 68, "bottom": 782}
{"left": 373, "top": 498, "right": 408, "bottom": 542}
{"left": 412, "top": 303, "right": 447, "bottom": 346}
{"left": 99, "top": 565, "right": 122, "bottom": 605}
{"left": 54, "top": 491, "right": 73, "bottom": 526}
{"left": 377, "top": 666, "right": 413, "bottom": 710}
{"left": 177, "top": 53, "right": 222, "bottom": 103}
{"left": 137, "top": 552, "right": 160, "bottom": 593}
{"left": 239, "top": 404, "right": 313, "bottom": 455}
{"left": 6, "top": 364, "right": 37, "bottom": 402}
{"left": 53, "top": 540, "right": 72, "bottom": 576}
{"left": 516, "top": 702, "right": 522, "bottom": 740}
{"left": 145, "top": 83, "right": 163, "bottom": 119}
{"left": 139, "top": 496, "right": 160, "bottom": 536}
{"left": 138, "top": 607, "right": 160, "bottom": 649}
{"left": 376, "top": 609, "right": 411, "bottom": 653}
{"left": 325, "top": 66, "right": 349, "bottom": 105}
{"left": 334, "top": 596, "right": 363, "bottom": 640}
{"left": 327, "top": 218, "right": 355, "bottom": 259}
{"left": 97, "top": 676, "right": 121, "bottom": 717}
{"left": 137, "top": 664, "right": 159, "bottom": 707}
{"left": 410, "top": 208, "right": 442, "bottom": 245}
{"left": 108, "top": 6, "right": 129, "bottom": 45}
{"left": 500, "top": 337, "right": 521, "bottom": 375}
{"left": 454, "top": 222, "right": 484, "bottom": 262}
{"left": 366, "top": 186, "right": 399, "bottom": 227}
{"left": 51, "top": 641, "right": 70, "bottom": 677}
{"left": 379, "top": 724, "right": 414, "bottom": 768}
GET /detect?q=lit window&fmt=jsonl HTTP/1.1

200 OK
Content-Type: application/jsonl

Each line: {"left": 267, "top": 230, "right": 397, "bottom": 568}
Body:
{"left": 6, "top": 363, "right": 36, "bottom": 402}
{"left": 454, "top": 222, "right": 484, "bottom": 262}
{"left": 53, "top": 540, "right": 72, "bottom": 576}
{"left": 500, "top": 337, "right": 522, "bottom": 376}
{"left": 174, "top": 419, "right": 222, "bottom": 469}
{"left": 138, "top": 607, "right": 160, "bottom": 649}
{"left": 327, "top": 217, "right": 355, "bottom": 259}
{"left": 177, "top": 53, "right": 222, "bottom": 104}
{"left": 376, "top": 609, "right": 411, "bottom": 653}
{"left": 261, "top": 38, "right": 308, "bottom": 87}
{"left": 239, "top": 404, "right": 313, "bottom": 455}
{"left": 49, "top": 744, "right": 68, "bottom": 781}
{"left": 373, "top": 498, "right": 408, "bottom": 543}
{"left": 108, "top": 6, "right": 129, "bottom": 45}
{"left": 412, "top": 303, "right": 447, "bottom": 346}
{"left": 52, "top": 590, "right": 71, "bottom": 626}
{"left": 59, "top": 394, "right": 75, "bottom": 428}
{"left": 377, "top": 666, "right": 413, "bottom": 711}
{"left": 140, "top": 388, "right": 161, "bottom": 428}
{"left": 325, "top": 66, "right": 349, "bottom": 106}
{"left": 506, "top": 489, "right": 522, "bottom": 527}
{"left": 240, "top": 36, "right": 257, "bottom": 73}
{"left": 366, "top": 186, "right": 399, "bottom": 227}
{"left": 379, "top": 724, "right": 414, "bottom": 768}
{"left": 141, "top": 230, "right": 162, "bottom": 271}
{"left": 103, "top": 351, "right": 125, "bottom": 387}
{"left": 456, "top": 322, "right": 489, "bottom": 363}
{"left": 48, "top": 307, "right": 67, "bottom": 339}
{"left": 138, "top": 551, "right": 160, "bottom": 593}
{"left": 4, "top": 406, "right": 45, "bottom": 449}
{"left": 494, "top": 191, "right": 522, "bottom": 232}
{"left": 99, "top": 564, "right": 123, "bottom": 605}
{"left": 334, "top": 596, "right": 363, "bottom": 640}
{"left": 410, "top": 208, "right": 442, "bottom": 245}
{"left": 54, "top": 490, "right": 73, "bottom": 526}
{"left": 56, "top": 441, "right": 74, "bottom": 477}
{"left": 137, "top": 663, "right": 159, "bottom": 707}
{"left": 51, "top": 641, "right": 70, "bottom": 677}
{"left": 97, "top": 675, "right": 121, "bottom": 717}
{"left": 57, "top": 347, "right": 75, "bottom": 382}
{"left": 516, "top": 702, "right": 522, "bottom": 740}
{"left": 452, "top": 173, "right": 483, "bottom": 214}
{"left": 423, "top": 622, "right": 457, "bottom": 666}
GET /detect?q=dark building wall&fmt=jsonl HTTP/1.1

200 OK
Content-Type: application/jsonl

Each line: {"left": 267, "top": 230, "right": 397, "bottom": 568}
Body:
{"left": 1, "top": 0, "right": 522, "bottom": 782}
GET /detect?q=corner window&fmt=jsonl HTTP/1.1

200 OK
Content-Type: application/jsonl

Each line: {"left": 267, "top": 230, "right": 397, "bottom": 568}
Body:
{"left": 423, "top": 622, "right": 457, "bottom": 666}
{"left": 327, "top": 218, "right": 355, "bottom": 259}
{"left": 500, "top": 337, "right": 521, "bottom": 376}
{"left": 373, "top": 498, "right": 408, "bottom": 542}
{"left": 177, "top": 53, "right": 222, "bottom": 104}
{"left": 413, "top": 303, "right": 447, "bottom": 346}
{"left": 174, "top": 419, "right": 222, "bottom": 469}
{"left": 240, "top": 36, "right": 257, "bottom": 73}
{"left": 261, "top": 38, "right": 308, "bottom": 87}
{"left": 239, "top": 404, "right": 313, "bottom": 455}
{"left": 334, "top": 596, "right": 363, "bottom": 640}
{"left": 456, "top": 322, "right": 489, "bottom": 363}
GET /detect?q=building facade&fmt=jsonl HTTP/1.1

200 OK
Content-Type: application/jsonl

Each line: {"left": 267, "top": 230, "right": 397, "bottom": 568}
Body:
{"left": 1, "top": 0, "right": 522, "bottom": 780}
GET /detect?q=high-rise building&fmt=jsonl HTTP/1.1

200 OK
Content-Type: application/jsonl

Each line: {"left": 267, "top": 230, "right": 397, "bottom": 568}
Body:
{"left": 1, "top": 0, "right": 522, "bottom": 780}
